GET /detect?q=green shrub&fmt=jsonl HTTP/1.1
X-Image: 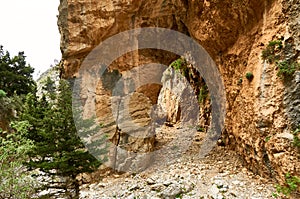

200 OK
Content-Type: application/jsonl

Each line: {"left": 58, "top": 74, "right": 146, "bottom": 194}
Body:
{"left": 170, "top": 58, "right": 190, "bottom": 78}
{"left": 237, "top": 78, "right": 243, "bottom": 85}
{"left": 274, "top": 173, "right": 300, "bottom": 197}
{"left": 269, "top": 40, "right": 283, "bottom": 49}
{"left": 265, "top": 136, "right": 271, "bottom": 142}
{"left": 245, "top": 72, "right": 254, "bottom": 81}
{"left": 261, "top": 40, "right": 283, "bottom": 63}
{"left": 0, "top": 121, "right": 38, "bottom": 199}
{"left": 292, "top": 127, "right": 300, "bottom": 148}
{"left": 277, "top": 60, "right": 299, "bottom": 78}
{"left": 196, "top": 126, "right": 205, "bottom": 132}
{"left": 0, "top": 89, "right": 6, "bottom": 97}
{"left": 198, "top": 85, "right": 208, "bottom": 103}
{"left": 262, "top": 39, "right": 300, "bottom": 81}
{"left": 170, "top": 58, "right": 184, "bottom": 71}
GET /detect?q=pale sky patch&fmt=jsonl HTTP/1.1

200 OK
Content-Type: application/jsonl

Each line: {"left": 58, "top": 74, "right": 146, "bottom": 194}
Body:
{"left": 0, "top": 0, "right": 61, "bottom": 79}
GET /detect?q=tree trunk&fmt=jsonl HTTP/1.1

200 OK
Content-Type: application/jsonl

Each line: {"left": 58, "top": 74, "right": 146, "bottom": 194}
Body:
{"left": 72, "top": 175, "right": 80, "bottom": 199}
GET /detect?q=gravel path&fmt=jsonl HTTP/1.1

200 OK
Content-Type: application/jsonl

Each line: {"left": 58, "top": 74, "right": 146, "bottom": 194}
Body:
{"left": 80, "top": 126, "right": 277, "bottom": 199}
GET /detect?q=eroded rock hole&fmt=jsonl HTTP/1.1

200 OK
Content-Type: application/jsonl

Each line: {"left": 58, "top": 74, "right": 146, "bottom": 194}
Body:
{"left": 96, "top": 50, "right": 212, "bottom": 171}
{"left": 154, "top": 57, "right": 212, "bottom": 154}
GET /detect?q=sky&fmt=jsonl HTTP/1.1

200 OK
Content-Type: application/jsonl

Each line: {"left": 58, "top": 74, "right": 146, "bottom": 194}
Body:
{"left": 0, "top": 0, "right": 61, "bottom": 79}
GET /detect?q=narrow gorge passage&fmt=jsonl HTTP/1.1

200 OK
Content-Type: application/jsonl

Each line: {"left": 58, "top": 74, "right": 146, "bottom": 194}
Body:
{"left": 58, "top": 0, "right": 300, "bottom": 197}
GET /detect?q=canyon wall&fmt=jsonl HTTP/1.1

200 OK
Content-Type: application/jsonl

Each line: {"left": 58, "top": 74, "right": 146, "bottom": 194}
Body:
{"left": 58, "top": 0, "right": 299, "bottom": 183}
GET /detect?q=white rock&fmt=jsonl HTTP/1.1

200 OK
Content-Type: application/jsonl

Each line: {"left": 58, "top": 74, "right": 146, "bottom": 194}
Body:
{"left": 232, "top": 180, "right": 240, "bottom": 185}
{"left": 146, "top": 178, "right": 156, "bottom": 185}
{"left": 209, "top": 184, "right": 220, "bottom": 198}
{"left": 214, "top": 179, "right": 224, "bottom": 187}
{"left": 161, "top": 183, "right": 182, "bottom": 198}
{"left": 150, "top": 183, "right": 165, "bottom": 191}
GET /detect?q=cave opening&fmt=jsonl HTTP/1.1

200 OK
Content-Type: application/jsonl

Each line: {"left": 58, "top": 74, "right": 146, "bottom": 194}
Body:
{"left": 100, "top": 48, "right": 213, "bottom": 169}
{"left": 84, "top": 27, "right": 226, "bottom": 172}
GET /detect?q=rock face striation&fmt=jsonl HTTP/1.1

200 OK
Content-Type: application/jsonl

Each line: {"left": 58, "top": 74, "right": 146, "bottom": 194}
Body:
{"left": 58, "top": 0, "right": 300, "bottom": 183}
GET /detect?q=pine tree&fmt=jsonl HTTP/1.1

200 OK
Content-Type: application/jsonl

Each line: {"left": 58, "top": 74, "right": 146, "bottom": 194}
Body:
{"left": 0, "top": 45, "right": 35, "bottom": 97}
{"left": 21, "top": 79, "right": 107, "bottom": 198}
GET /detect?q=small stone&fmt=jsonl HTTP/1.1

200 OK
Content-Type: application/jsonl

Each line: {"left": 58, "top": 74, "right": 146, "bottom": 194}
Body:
{"left": 81, "top": 184, "right": 89, "bottom": 189}
{"left": 223, "top": 184, "right": 229, "bottom": 189}
{"left": 97, "top": 182, "right": 105, "bottom": 188}
{"left": 146, "top": 178, "right": 156, "bottom": 185}
{"left": 216, "top": 195, "right": 224, "bottom": 199}
{"left": 276, "top": 132, "right": 294, "bottom": 141}
{"left": 89, "top": 183, "right": 97, "bottom": 190}
{"left": 163, "top": 180, "right": 173, "bottom": 186}
{"left": 219, "top": 187, "right": 228, "bottom": 193}
{"left": 210, "top": 184, "right": 220, "bottom": 198}
{"left": 127, "top": 193, "right": 135, "bottom": 199}
{"left": 161, "top": 184, "right": 182, "bottom": 198}
{"left": 232, "top": 180, "right": 240, "bottom": 185}
{"left": 151, "top": 183, "right": 165, "bottom": 191}
{"left": 214, "top": 180, "right": 224, "bottom": 188}
{"left": 129, "top": 184, "right": 139, "bottom": 191}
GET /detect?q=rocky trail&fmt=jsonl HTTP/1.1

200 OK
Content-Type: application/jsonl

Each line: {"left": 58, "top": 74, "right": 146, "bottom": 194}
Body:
{"left": 58, "top": 0, "right": 300, "bottom": 197}
{"left": 80, "top": 126, "right": 277, "bottom": 199}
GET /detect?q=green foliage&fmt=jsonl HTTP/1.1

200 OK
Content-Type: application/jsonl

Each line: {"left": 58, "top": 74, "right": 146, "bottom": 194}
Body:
{"left": 245, "top": 72, "right": 254, "bottom": 81}
{"left": 261, "top": 40, "right": 299, "bottom": 80}
{"left": 170, "top": 58, "right": 184, "bottom": 71}
{"left": 277, "top": 60, "right": 299, "bottom": 78}
{"left": 274, "top": 173, "right": 300, "bottom": 197}
{"left": 0, "top": 94, "right": 15, "bottom": 122}
{"left": 0, "top": 45, "right": 35, "bottom": 97}
{"left": 261, "top": 40, "right": 283, "bottom": 63}
{"left": 20, "top": 79, "right": 107, "bottom": 198}
{"left": 292, "top": 127, "right": 300, "bottom": 148}
{"left": 265, "top": 136, "right": 271, "bottom": 142}
{"left": 198, "top": 85, "right": 208, "bottom": 103}
{"left": 0, "top": 93, "right": 23, "bottom": 124}
{"left": 170, "top": 58, "right": 190, "bottom": 78}
{"left": 175, "top": 193, "right": 183, "bottom": 198}
{"left": 269, "top": 40, "right": 283, "bottom": 49}
{"left": 196, "top": 126, "right": 205, "bottom": 132}
{"left": 0, "top": 121, "right": 38, "bottom": 199}
{"left": 262, "top": 40, "right": 300, "bottom": 79}
{"left": 41, "top": 76, "right": 56, "bottom": 95}
{"left": 237, "top": 78, "right": 243, "bottom": 85}
{"left": 0, "top": 89, "right": 7, "bottom": 97}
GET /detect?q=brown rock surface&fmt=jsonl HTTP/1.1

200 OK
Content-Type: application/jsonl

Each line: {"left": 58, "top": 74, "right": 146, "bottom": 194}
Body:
{"left": 58, "top": 0, "right": 300, "bottom": 185}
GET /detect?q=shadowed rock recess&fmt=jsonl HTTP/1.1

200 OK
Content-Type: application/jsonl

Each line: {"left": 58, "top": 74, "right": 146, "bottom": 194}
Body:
{"left": 58, "top": 0, "right": 299, "bottom": 185}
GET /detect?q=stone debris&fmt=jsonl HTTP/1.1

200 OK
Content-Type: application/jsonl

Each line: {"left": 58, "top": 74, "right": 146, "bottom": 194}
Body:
{"left": 79, "top": 146, "right": 276, "bottom": 199}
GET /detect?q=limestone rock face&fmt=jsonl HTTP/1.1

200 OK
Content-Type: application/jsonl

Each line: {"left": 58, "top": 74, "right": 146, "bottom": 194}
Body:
{"left": 158, "top": 66, "right": 200, "bottom": 127}
{"left": 58, "top": 0, "right": 300, "bottom": 182}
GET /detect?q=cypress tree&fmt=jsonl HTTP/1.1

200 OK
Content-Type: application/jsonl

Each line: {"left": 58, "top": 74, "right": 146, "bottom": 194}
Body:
{"left": 21, "top": 79, "right": 107, "bottom": 198}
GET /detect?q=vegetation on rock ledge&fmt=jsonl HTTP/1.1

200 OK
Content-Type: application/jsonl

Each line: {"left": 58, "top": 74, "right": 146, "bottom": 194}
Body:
{"left": 245, "top": 72, "right": 254, "bottom": 81}
{"left": 292, "top": 127, "right": 300, "bottom": 148}
{"left": 274, "top": 172, "right": 300, "bottom": 198}
{"left": 261, "top": 39, "right": 300, "bottom": 80}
